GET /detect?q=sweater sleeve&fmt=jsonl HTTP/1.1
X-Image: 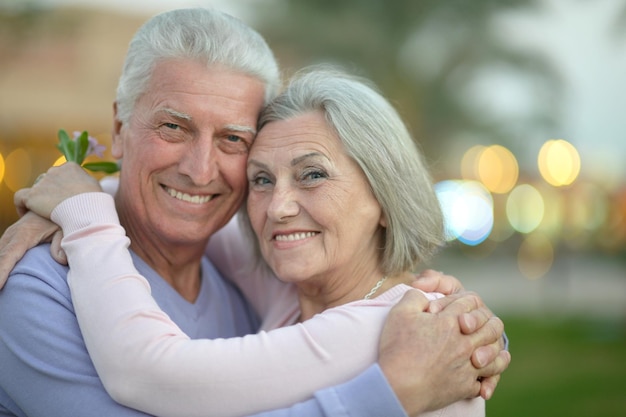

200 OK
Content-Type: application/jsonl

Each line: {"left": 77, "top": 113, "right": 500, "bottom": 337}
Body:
{"left": 205, "top": 216, "right": 299, "bottom": 329}
{"left": 53, "top": 193, "right": 401, "bottom": 417}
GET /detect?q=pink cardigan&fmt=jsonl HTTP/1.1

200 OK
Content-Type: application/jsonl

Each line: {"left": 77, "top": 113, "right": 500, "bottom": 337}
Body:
{"left": 53, "top": 192, "right": 484, "bottom": 417}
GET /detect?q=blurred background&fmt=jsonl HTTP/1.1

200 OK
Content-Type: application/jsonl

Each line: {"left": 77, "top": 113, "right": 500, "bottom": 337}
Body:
{"left": 0, "top": 0, "right": 624, "bottom": 415}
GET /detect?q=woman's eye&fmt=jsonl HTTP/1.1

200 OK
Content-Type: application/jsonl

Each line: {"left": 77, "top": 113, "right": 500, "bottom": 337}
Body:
{"left": 303, "top": 170, "right": 327, "bottom": 181}
{"left": 251, "top": 175, "right": 272, "bottom": 186}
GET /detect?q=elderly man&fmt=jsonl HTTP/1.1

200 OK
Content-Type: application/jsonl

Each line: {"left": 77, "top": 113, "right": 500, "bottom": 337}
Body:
{"left": 0, "top": 8, "right": 509, "bottom": 417}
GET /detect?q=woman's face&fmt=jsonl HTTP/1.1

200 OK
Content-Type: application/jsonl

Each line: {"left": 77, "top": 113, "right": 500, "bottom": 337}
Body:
{"left": 246, "top": 111, "right": 386, "bottom": 286}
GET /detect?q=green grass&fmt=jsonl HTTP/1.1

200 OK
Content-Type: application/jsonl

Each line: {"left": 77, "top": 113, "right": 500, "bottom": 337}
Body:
{"left": 486, "top": 316, "right": 626, "bottom": 416}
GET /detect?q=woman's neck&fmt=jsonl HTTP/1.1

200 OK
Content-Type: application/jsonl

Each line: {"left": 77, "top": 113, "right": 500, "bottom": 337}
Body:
{"left": 296, "top": 271, "right": 413, "bottom": 321}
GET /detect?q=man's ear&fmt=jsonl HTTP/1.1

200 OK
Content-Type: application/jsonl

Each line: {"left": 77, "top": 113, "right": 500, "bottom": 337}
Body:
{"left": 111, "top": 102, "right": 124, "bottom": 159}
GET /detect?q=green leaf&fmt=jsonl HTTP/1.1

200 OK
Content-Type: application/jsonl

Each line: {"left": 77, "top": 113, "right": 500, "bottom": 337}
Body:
{"left": 74, "top": 131, "right": 90, "bottom": 165}
{"left": 82, "top": 161, "right": 120, "bottom": 174}
{"left": 57, "top": 129, "right": 75, "bottom": 162}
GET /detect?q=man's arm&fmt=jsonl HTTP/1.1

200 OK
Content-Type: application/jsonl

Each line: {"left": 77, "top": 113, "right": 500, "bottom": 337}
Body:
{"left": 0, "top": 212, "right": 64, "bottom": 288}
{"left": 0, "top": 246, "right": 156, "bottom": 417}
{"left": 251, "top": 365, "right": 406, "bottom": 417}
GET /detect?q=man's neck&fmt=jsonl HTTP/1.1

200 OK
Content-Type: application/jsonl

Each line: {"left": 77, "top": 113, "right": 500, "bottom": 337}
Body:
{"left": 117, "top": 211, "right": 206, "bottom": 303}
{"left": 129, "top": 240, "right": 204, "bottom": 303}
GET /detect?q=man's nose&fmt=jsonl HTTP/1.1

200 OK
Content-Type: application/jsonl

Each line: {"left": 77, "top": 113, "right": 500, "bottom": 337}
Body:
{"left": 179, "top": 139, "right": 219, "bottom": 186}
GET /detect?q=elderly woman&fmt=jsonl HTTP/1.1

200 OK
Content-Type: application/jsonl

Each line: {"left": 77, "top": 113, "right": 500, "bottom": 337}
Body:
{"left": 9, "top": 68, "right": 493, "bottom": 417}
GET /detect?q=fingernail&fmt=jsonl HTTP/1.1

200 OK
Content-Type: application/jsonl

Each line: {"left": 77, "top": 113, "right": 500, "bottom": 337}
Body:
{"left": 476, "top": 349, "right": 488, "bottom": 367}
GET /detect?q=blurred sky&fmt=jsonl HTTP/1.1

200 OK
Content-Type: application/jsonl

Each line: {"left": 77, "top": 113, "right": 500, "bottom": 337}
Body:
{"left": 27, "top": 0, "right": 626, "bottom": 183}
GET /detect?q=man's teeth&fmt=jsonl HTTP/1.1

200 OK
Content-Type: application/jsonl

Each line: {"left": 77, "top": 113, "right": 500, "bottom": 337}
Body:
{"left": 166, "top": 187, "right": 212, "bottom": 204}
{"left": 275, "top": 232, "right": 317, "bottom": 241}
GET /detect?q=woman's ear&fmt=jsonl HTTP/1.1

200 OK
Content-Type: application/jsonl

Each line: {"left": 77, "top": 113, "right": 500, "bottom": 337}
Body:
{"left": 111, "top": 102, "right": 124, "bottom": 159}
{"left": 379, "top": 211, "right": 387, "bottom": 228}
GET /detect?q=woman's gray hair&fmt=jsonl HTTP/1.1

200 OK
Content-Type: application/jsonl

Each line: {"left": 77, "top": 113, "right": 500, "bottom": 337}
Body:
{"left": 242, "top": 66, "right": 444, "bottom": 275}
{"left": 115, "top": 8, "right": 280, "bottom": 124}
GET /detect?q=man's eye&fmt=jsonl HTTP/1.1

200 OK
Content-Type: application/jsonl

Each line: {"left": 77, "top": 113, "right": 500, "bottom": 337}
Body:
{"left": 227, "top": 134, "right": 243, "bottom": 142}
{"left": 164, "top": 123, "right": 180, "bottom": 130}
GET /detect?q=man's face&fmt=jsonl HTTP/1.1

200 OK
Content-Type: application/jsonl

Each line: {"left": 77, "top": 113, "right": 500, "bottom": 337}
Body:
{"left": 112, "top": 59, "right": 266, "bottom": 248}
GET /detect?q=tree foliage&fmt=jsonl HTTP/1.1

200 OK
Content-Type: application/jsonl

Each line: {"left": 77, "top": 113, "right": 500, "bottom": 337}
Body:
{"left": 254, "top": 0, "right": 560, "bottom": 170}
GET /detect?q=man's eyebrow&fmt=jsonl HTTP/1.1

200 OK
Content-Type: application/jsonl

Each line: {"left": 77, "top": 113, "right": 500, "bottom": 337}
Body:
{"left": 225, "top": 124, "right": 257, "bottom": 136}
{"left": 157, "top": 109, "right": 256, "bottom": 135}
{"left": 159, "top": 108, "right": 192, "bottom": 120}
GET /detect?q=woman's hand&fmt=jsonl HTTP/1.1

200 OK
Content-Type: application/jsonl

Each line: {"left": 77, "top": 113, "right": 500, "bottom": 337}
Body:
{"left": 14, "top": 162, "right": 102, "bottom": 219}
{"left": 411, "top": 269, "right": 465, "bottom": 294}
{"left": 0, "top": 162, "right": 102, "bottom": 289}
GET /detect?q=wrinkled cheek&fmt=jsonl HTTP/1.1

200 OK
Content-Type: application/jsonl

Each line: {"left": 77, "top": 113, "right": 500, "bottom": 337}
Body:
{"left": 246, "top": 195, "right": 267, "bottom": 237}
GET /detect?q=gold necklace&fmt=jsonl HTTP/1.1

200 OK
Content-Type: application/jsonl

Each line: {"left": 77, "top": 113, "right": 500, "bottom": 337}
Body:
{"left": 364, "top": 276, "right": 388, "bottom": 300}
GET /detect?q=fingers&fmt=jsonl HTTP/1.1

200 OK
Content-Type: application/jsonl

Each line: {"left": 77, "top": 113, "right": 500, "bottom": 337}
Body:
{"left": 429, "top": 291, "right": 482, "bottom": 314}
{"left": 471, "top": 337, "right": 502, "bottom": 368}
{"left": 0, "top": 223, "right": 23, "bottom": 288}
{"left": 458, "top": 306, "right": 495, "bottom": 334}
{"left": 13, "top": 188, "right": 31, "bottom": 217}
{"left": 478, "top": 375, "right": 500, "bottom": 400}
{"left": 50, "top": 230, "right": 68, "bottom": 265}
{"left": 477, "top": 350, "right": 511, "bottom": 399}
{"left": 392, "top": 289, "right": 431, "bottom": 315}
{"left": 467, "top": 315, "right": 505, "bottom": 354}
{"left": 412, "top": 269, "right": 465, "bottom": 295}
{"left": 0, "top": 212, "right": 61, "bottom": 289}
{"left": 14, "top": 163, "right": 102, "bottom": 219}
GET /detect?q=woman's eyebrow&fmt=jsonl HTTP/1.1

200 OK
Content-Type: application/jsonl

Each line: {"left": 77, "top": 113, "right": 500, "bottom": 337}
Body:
{"left": 291, "top": 152, "right": 326, "bottom": 166}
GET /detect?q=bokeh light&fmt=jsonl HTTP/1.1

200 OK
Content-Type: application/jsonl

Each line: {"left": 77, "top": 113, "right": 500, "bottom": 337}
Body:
{"left": 3, "top": 148, "right": 33, "bottom": 192}
{"left": 477, "top": 145, "right": 519, "bottom": 194}
{"left": 0, "top": 152, "right": 5, "bottom": 184}
{"left": 569, "top": 182, "right": 610, "bottom": 232}
{"left": 534, "top": 185, "right": 564, "bottom": 239}
{"left": 506, "top": 184, "right": 545, "bottom": 234}
{"left": 435, "top": 180, "right": 494, "bottom": 245}
{"left": 517, "top": 232, "right": 554, "bottom": 280}
{"left": 54, "top": 155, "right": 67, "bottom": 166}
{"left": 460, "top": 145, "right": 485, "bottom": 180}
{"left": 461, "top": 144, "right": 518, "bottom": 194}
{"left": 538, "top": 139, "right": 581, "bottom": 187}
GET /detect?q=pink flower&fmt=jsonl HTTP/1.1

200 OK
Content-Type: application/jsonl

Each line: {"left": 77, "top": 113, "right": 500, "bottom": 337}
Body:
{"left": 73, "top": 131, "right": 105, "bottom": 158}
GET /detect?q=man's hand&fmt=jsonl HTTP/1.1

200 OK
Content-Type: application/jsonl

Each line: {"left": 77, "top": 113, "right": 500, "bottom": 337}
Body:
{"left": 0, "top": 212, "right": 66, "bottom": 289}
{"left": 444, "top": 293, "right": 509, "bottom": 400}
{"left": 378, "top": 290, "right": 510, "bottom": 415}
{"left": 412, "top": 270, "right": 510, "bottom": 400}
